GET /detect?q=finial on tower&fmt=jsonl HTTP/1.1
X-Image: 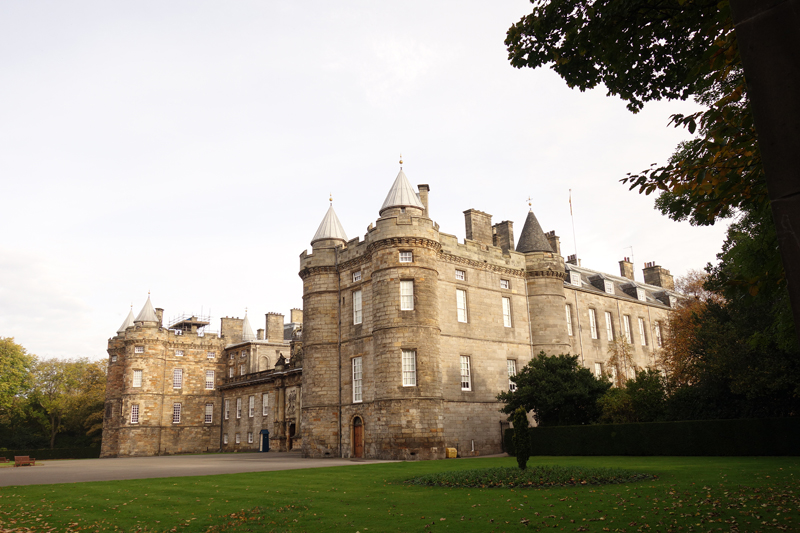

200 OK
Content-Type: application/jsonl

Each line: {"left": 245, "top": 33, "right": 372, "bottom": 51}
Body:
{"left": 526, "top": 196, "right": 532, "bottom": 210}
{"left": 399, "top": 153, "right": 403, "bottom": 168}
{"left": 329, "top": 192, "right": 333, "bottom": 205}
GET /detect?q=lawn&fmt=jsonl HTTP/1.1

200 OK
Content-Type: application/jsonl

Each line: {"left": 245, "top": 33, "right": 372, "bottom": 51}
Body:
{"left": 1, "top": 456, "right": 798, "bottom": 532}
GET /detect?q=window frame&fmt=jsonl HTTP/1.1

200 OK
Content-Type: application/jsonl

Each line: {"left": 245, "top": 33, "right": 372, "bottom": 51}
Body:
{"left": 353, "top": 289, "right": 362, "bottom": 325}
{"left": 605, "top": 311, "right": 614, "bottom": 341}
{"left": 352, "top": 356, "right": 363, "bottom": 403}
{"left": 262, "top": 393, "right": 269, "bottom": 416}
{"left": 172, "top": 403, "right": 181, "bottom": 424}
{"left": 507, "top": 360, "right": 517, "bottom": 391}
{"left": 204, "top": 403, "right": 213, "bottom": 424}
{"left": 172, "top": 368, "right": 183, "bottom": 389}
{"left": 460, "top": 355, "right": 472, "bottom": 391}
{"left": 248, "top": 432, "right": 253, "bottom": 444}
{"left": 589, "top": 309, "right": 598, "bottom": 339}
{"left": 248, "top": 395, "right": 255, "bottom": 418}
{"left": 500, "top": 279, "right": 510, "bottom": 290}
{"left": 223, "top": 434, "right": 228, "bottom": 444}
{"left": 207, "top": 351, "right": 216, "bottom": 359}
{"left": 236, "top": 398, "right": 242, "bottom": 419}
{"left": 400, "top": 280, "right": 414, "bottom": 311}
{"left": 205, "top": 370, "right": 215, "bottom": 390}
{"left": 224, "top": 399, "right": 230, "bottom": 420}
{"left": 569, "top": 271, "right": 581, "bottom": 287}
{"left": 130, "top": 404, "right": 139, "bottom": 424}
{"left": 229, "top": 367, "right": 234, "bottom": 378}
{"left": 604, "top": 280, "right": 614, "bottom": 294}
{"left": 655, "top": 322, "right": 663, "bottom": 347}
{"left": 235, "top": 433, "right": 241, "bottom": 444}
{"left": 502, "top": 296, "right": 512, "bottom": 328}
{"left": 456, "top": 289, "right": 468, "bottom": 323}
{"left": 638, "top": 317, "right": 647, "bottom": 346}
{"left": 402, "top": 349, "right": 417, "bottom": 387}
{"left": 132, "top": 369, "right": 143, "bottom": 388}
{"left": 399, "top": 251, "right": 413, "bottom": 263}
{"left": 455, "top": 269, "right": 465, "bottom": 281}
{"left": 565, "top": 304, "right": 573, "bottom": 336}
{"left": 175, "top": 349, "right": 184, "bottom": 357}
{"left": 134, "top": 346, "right": 144, "bottom": 354}
{"left": 623, "top": 315, "right": 632, "bottom": 342}
{"left": 352, "top": 270, "right": 362, "bottom": 283}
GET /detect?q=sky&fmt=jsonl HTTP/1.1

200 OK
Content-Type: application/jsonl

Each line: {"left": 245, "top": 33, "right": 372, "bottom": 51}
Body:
{"left": 0, "top": 1, "right": 730, "bottom": 361}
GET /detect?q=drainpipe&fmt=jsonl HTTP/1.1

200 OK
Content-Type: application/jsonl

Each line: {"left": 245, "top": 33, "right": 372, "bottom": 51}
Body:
{"left": 573, "top": 290, "right": 585, "bottom": 365}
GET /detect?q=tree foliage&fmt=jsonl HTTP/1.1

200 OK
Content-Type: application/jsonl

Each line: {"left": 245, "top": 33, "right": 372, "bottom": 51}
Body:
{"left": 512, "top": 407, "right": 530, "bottom": 470}
{"left": 0, "top": 337, "right": 35, "bottom": 417}
{"left": 498, "top": 352, "right": 610, "bottom": 426}
{"left": 599, "top": 369, "right": 667, "bottom": 424}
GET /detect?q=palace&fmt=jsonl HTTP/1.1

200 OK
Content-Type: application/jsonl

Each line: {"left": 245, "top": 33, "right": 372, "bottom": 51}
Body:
{"left": 101, "top": 166, "right": 679, "bottom": 459}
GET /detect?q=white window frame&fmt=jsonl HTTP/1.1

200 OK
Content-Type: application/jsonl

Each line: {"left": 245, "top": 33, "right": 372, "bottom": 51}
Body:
{"left": 589, "top": 309, "right": 598, "bottom": 339}
{"left": 638, "top": 317, "right": 647, "bottom": 345}
{"left": 134, "top": 346, "right": 144, "bottom": 354}
{"left": 402, "top": 349, "right": 417, "bottom": 387}
{"left": 130, "top": 404, "right": 139, "bottom": 424}
{"left": 353, "top": 289, "right": 362, "bottom": 325}
{"left": 240, "top": 364, "right": 246, "bottom": 376}
{"left": 605, "top": 311, "right": 614, "bottom": 341}
{"left": 604, "top": 280, "right": 614, "bottom": 294}
{"left": 502, "top": 297, "right": 512, "bottom": 328}
{"left": 500, "top": 279, "right": 510, "bottom": 290}
{"left": 594, "top": 362, "right": 603, "bottom": 378}
{"left": 399, "top": 251, "right": 413, "bottom": 263}
{"left": 248, "top": 395, "right": 255, "bottom": 418}
{"left": 455, "top": 269, "right": 465, "bottom": 281}
{"left": 248, "top": 432, "right": 253, "bottom": 444}
{"left": 133, "top": 369, "right": 143, "bottom": 388}
{"left": 172, "top": 403, "right": 181, "bottom": 424}
{"left": 352, "top": 356, "right": 363, "bottom": 403}
{"left": 262, "top": 393, "right": 269, "bottom": 416}
{"left": 460, "top": 355, "right": 471, "bottom": 391}
{"left": 240, "top": 350, "right": 247, "bottom": 358}
{"left": 507, "top": 360, "right": 517, "bottom": 391}
{"left": 205, "top": 370, "right": 215, "bottom": 390}
{"left": 205, "top": 403, "right": 213, "bottom": 424}
{"left": 229, "top": 352, "right": 235, "bottom": 359}
{"left": 623, "top": 315, "right": 632, "bottom": 342}
{"left": 236, "top": 398, "right": 242, "bottom": 419}
{"left": 655, "top": 322, "right": 663, "bottom": 347}
{"left": 111, "top": 355, "right": 117, "bottom": 363}
{"left": 456, "top": 289, "right": 468, "bottom": 323}
{"left": 229, "top": 367, "right": 234, "bottom": 378}
{"left": 352, "top": 270, "right": 362, "bottom": 283}
{"left": 636, "top": 288, "right": 646, "bottom": 301}
{"left": 207, "top": 351, "right": 216, "bottom": 359}
{"left": 569, "top": 271, "right": 581, "bottom": 287}
{"left": 223, "top": 434, "right": 228, "bottom": 444}
{"left": 175, "top": 349, "right": 184, "bottom": 357}
{"left": 224, "top": 399, "right": 230, "bottom": 420}
{"left": 235, "top": 433, "right": 241, "bottom": 444}
{"left": 565, "top": 304, "right": 573, "bottom": 336}
{"left": 400, "top": 280, "right": 414, "bottom": 310}
{"left": 173, "top": 368, "right": 183, "bottom": 389}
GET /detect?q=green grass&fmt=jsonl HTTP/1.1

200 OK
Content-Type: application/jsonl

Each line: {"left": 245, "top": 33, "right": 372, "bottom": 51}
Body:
{"left": 407, "top": 465, "right": 656, "bottom": 488}
{"left": 1, "top": 456, "right": 798, "bottom": 532}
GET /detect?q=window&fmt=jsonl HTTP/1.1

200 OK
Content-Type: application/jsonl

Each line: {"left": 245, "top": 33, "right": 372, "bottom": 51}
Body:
{"left": 399, "top": 251, "right": 413, "bottom": 263}
{"left": 353, "top": 290, "right": 362, "bottom": 325}
{"left": 455, "top": 269, "right": 465, "bottom": 281}
{"left": 352, "top": 270, "right": 362, "bottom": 282}
{"left": 638, "top": 317, "right": 647, "bottom": 346}
{"left": 223, "top": 434, "right": 228, "bottom": 444}
{"left": 248, "top": 432, "right": 253, "bottom": 444}
{"left": 134, "top": 346, "right": 144, "bottom": 354}
{"left": 460, "top": 355, "right": 471, "bottom": 391}
{"left": 589, "top": 309, "right": 598, "bottom": 339}
{"left": 507, "top": 360, "right": 517, "bottom": 391}
{"left": 623, "top": 315, "right": 632, "bottom": 342}
{"left": 262, "top": 393, "right": 269, "bottom": 416}
{"left": 240, "top": 364, "right": 246, "bottom": 376}
{"left": 456, "top": 289, "right": 468, "bottom": 322}
{"left": 111, "top": 355, "right": 117, "bottom": 363}
{"left": 402, "top": 349, "right": 416, "bottom": 386}
{"left": 655, "top": 322, "right": 663, "bottom": 347}
{"left": 235, "top": 433, "right": 240, "bottom": 444}
{"left": 236, "top": 398, "right": 242, "bottom": 419}
{"left": 500, "top": 279, "right": 510, "bottom": 289}
{"left": 604, "top": 280, "right": 614, "bottom": 294}
{"left": 241, "top": 350, "right": 248, "bottom": 358}
{"left": 605, "top": 311, "right": 614, "bottom": 341}
{"left": 133, "top": 369, "right": 142, "bottom": 388}
{"left": 205, "top": 404, "right": 213, "bottom": 424}
{"left": 229, "top": 367, "right": 234, "bottom": 378}
{"left": 249, "top": 396, "right": 255, "bottom": 418}
{"left": 565, "top": 305, "right": 573, "bottom": 336}
{"left": 175, "top": 349, "right": 184, "bottom": 357}
{"left": 207, "top": 351, "right": 216, "bottom": 359}
{"left": 352, "top": 357, "right": 363, "bottom": 403}
{"left": 636, "top": 288, "right": 646, "bottom": 301}
{"left": 569, "top": 271, "right": 581, "bottom": 287}
{"left": 173, "top": 369, "right": 183, "bottom": 389}
{"left": 224, "top": 399, "right": 230, "bottom": 420}
{"left": 400, "top": 280, "right": 414, "bottom": 310}
{"left": 130, "top": 404, "right": 139, "bottom": 424}
{"left": 172, "top": 403, "right": 181, "bottom": 424}
{"left": 502, "top": 297, "right": 512, "bottom": 327}
{"left": 229, "top": 352, "right": 234, "bottom": 359}
{"left": 594, "top": 362, "right": 604, "bottom": 378}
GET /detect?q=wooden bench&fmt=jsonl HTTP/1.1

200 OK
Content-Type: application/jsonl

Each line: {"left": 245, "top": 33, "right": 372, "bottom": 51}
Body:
{"left": 14, "top": 456, "right": 35, "bottom": 467}
{"left": 0, "top": 457, "right": 9, "bottom": 463}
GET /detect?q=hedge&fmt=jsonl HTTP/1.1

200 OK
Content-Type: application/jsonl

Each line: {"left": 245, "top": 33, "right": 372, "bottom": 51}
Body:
{"left": 0, "top": 447, "right": 101, "bottom": 460}
{"left": 505, "top": 417, "right": 800, "bottom": 456}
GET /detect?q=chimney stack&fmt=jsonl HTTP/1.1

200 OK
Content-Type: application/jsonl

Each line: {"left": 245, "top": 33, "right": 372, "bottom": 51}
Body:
{"left": 155, "top": 308, "right": 164, "bottom": 327}
{"left": 464, "top": 209, "right": 493, "bottom": 246}
{"left": 492, "top": 220, "right": 515, "bottom": 253}
{"left": 567, "top": 254, "right": 581, "bottom": 267}
{"left": 257, "top": 328, "right": 265, "bottom": 341}
{"left": 290, "top": 308, "right": 303, "bottom": 324}
{"left": 642, "top": 262, "right": 674, "bottom": 290}
{"left": 266, "top": 313, "right": 285, "bottom": 342}
{"left": 619, "top": 257, "right": 634, "bottom": 280}
{"left": 418, "top": 184, "right": 430, "bottom": 218}
{"left": 544, "top": 230, "right": 561, "bottom": 256}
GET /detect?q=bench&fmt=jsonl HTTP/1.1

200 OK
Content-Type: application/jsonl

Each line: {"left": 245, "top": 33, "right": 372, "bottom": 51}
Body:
{"left": 14, "top": 456, "right": 35, "bottom": 467}
{"left": 0, "top": 457, "right": 9, "bottom": 463}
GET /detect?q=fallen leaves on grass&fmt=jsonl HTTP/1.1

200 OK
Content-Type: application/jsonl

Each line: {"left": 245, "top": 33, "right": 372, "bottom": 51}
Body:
{"left": 406, "top": 466, "right": 656, "bottom": 489}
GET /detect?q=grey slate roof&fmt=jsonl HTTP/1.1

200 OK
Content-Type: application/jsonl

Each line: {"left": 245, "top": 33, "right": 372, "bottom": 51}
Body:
{"left": 380, "top": 169, "right": 424, "bottom": 214}
{"left": 134, "top": 296, "right": 158, "bottom": 323}
{"left": 242, "top": 313, "right": 256, "bottom": 342}
{"left": 516, "top": 210, "right": 553, "bottom": 253}
{"left": 116, "top": 309, "right": 135, "bottom": 334}
{"left": 311, "top": 205, "right": 348, "bottom": 245}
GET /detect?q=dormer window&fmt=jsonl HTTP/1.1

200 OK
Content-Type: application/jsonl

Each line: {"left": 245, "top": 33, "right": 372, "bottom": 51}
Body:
{"left": 668, "top": 295, "right": 677, "bottom": 307}
{"left": 636, "top": 288, "right": 646, "bottom": 301}
{"left": 353, "top": 271, "right": 362, "bottom": 283}
{"left": 399, "top": 251, "right": 413, "bottom": 263}
{"left": 604, "top": 280, "right": 614, "bottom": 294}
{"left": 569, "top": 271, "right": 581, "bottom": 287}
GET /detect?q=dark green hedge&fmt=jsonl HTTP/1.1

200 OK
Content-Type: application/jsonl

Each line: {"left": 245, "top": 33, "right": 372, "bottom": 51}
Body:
{"left": 0, "top": 447, "right": 101, "bottom": 460}
{"left": 505, "top": 418, "right": 800, "bottom": 456}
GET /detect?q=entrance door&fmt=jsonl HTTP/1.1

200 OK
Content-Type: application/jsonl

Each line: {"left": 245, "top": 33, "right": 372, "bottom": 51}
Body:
{"left": 353, "top": 417, "right": 364, "bottom": 458}
{"left": 288, "top": 423, "right": 296, "bottom": 451}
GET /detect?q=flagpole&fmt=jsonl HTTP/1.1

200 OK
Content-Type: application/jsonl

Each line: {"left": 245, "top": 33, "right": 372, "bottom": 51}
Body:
{"left": 570, "top": 189, "right": 579, "bottom": 262}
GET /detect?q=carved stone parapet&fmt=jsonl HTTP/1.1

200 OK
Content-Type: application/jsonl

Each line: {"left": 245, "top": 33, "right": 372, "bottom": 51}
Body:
{"left": 526, "top": 269, "right": 568, "bottom": 280}
{"left": 298, "top": 265, "right": 337, "bottom": 279}
{"left": 368, "top": 237, "right": 442, "bottom": 254}
{"left": 438, "top": 252, "right": 525, "bottom": 278}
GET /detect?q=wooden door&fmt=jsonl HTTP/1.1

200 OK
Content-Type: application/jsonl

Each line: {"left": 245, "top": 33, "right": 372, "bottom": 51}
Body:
{"left": 353, "top": 418, "right": 364, "bottom": 458}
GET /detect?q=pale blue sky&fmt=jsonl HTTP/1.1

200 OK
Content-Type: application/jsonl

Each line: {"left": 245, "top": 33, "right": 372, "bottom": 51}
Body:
{"left": 0, "top": 1, "right": 727, "bottom": 359}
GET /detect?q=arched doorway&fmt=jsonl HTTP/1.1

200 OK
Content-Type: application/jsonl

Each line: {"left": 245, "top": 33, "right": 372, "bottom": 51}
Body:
{"left": 353, "top": 417, "right": 364, "bottom": 458}
{"left": 287, "top": 423, "right": 296, "bottom": 451}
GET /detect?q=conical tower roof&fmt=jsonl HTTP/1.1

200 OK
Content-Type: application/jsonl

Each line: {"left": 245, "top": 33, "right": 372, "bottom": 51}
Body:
{"left": 380, "top": 169, "right": 424, "bottom": 214}
{"left": 516, "top": 210, "right": 553, "bottom": 253}
{"left": 116, "top": 308, "right": 135, "bottom": 334}
{"left": 311, "top": 205, "right": 348, "bottom": 245}
{"left": 242, "top": 312, "right": 256, "bottom": 342}
{"left": 134, "top": 295, "right": 159, "bottom": 323}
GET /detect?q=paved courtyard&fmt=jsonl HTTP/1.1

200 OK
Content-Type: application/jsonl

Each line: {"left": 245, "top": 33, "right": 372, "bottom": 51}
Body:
{"left": 0, "top": 452, "right": 395, "bottom": 487}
